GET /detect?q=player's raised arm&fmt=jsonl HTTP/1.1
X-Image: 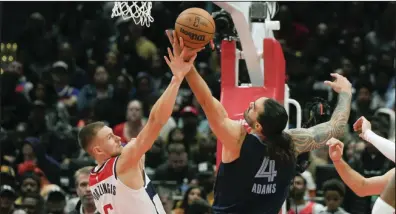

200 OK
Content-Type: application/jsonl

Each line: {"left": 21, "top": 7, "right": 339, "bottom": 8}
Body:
{"left": 166, "top": 30, "right": 245, "bottom": 152}
{"left": 353, "top": 116, "right": 395, "bottom": 163}
{"left": 287, "top": 73, "right": 352, "bottom": 155}
{"left": 327, "top": 138, "right": 394, "bottom": 197}
{"left": 117, "top": 46, "right": 197, "bottom": 171}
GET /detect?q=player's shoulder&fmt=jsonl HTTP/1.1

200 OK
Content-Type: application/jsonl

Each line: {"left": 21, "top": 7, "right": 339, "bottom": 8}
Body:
{"left": 89, "top": 156, "right": 120, "bottom": 186}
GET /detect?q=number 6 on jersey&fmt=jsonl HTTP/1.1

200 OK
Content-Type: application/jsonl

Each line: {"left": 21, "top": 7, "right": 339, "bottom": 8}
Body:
{"left": 104, "top": 204, "right": 113, "bottom": 214}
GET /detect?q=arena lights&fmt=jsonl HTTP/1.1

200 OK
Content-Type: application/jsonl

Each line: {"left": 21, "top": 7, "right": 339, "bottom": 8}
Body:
{"left": 0, "top": 56, "right": 14, "bottom": 62}
{"left": 0, "top": 43, "right": 17, "bottom": 50}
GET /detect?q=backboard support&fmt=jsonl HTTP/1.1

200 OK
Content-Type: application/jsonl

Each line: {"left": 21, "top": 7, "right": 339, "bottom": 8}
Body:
{"left": 213, "top": 2, "right": 280, "bottom": 87}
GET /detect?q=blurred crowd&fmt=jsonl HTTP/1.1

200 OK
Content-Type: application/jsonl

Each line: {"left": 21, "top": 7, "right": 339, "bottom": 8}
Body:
{"left": 0, "top": 2, "right": 395, "bottom": 214}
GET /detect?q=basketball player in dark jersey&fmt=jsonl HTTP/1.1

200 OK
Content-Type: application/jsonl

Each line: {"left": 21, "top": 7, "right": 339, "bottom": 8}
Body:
{"left": 166, "top": 30, "right": 353, "bottom": 214}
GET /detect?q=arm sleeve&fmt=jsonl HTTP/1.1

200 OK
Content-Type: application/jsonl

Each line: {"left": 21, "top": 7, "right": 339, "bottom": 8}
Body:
{"left": 362, "top": 130, "right": 395, "bottom": 163}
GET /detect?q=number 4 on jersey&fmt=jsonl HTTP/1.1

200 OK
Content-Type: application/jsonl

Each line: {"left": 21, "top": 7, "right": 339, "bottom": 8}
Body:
{"left": 254, "top": 157, "right": 277, "bottom": 182}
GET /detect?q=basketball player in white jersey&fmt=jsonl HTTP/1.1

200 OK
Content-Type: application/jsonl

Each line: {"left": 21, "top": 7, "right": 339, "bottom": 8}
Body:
{"left": 353, "top": 116, "right": 395, "bottom": 214}
{"left": 372, "top": 173, "right": 395, "bottom": 214}
{"left": 328, "top": 116, "right": 395, "bottom": 214}
{"left": 77, "top": 46, "right": 198, "bottom": 214}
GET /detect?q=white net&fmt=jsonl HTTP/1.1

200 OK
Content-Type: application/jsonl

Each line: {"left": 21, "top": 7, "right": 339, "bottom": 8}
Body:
{"left": 111, "top": 1, "right": 154, "bottom": 27}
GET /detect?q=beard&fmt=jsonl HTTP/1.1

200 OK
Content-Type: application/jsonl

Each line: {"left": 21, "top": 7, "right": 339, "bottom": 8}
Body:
{"left": 243, "top": 109, "right": 254, "bottom": 128}
{"left": 357, "top": 99, "right": 371, "bottom": 109}
{"left": 290, "top": 188, "right": 305, "bottom": 200}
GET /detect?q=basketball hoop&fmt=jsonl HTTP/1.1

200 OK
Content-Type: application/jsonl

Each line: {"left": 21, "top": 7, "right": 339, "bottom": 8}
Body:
{"left": 111, "top": 1, "right": 154, "bottom": 27}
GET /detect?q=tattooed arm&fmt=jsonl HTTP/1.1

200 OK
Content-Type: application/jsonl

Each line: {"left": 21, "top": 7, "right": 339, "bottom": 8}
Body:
{"left": 287, "top": 74, "right": 352, "bottom": 155}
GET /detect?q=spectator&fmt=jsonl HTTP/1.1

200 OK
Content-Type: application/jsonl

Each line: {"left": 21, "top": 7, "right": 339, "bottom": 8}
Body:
{"left": 28, "top": 81, "right": 70, "bottom": 130}
{"left": 145, "top": 139, "right": 167, "bottom": 175}
{"left": 56, "top": 42, "right": 89, "bottom": 89}
{"left": 15, "top": 172, "right": 41, "bottom": 206}
{"left": 116, "top": 19, "right": 159, "bottom": 75}
{"left": 44, "top": 187, "right": 67, "bottom": 214}
{"left": 173, "top": 186, "right": 206, "bottom": 214}
{"left": 7, "top": 61, "right": 34, "bottom": 100}
{"left": 113, "top": 100, "right": 146, "bottom": 143}
{"left": 17, "top": 12, "right": 55, "bottom": 83}
{"left": 0, "top": 165, "right": 17, "bottom": 188}
{"left": 186, "top": 198, "right": 212, "bottom": 214}
{"left": 77, "top": 65, "right": 113, "bottom": 113}
{"left": 1, "top": 71, "right": 31, "bottom": 130}
{"left": 178, "top": 106, "right": 205, "bottom": 155}
{"left": 0, "top": 185, "right": 27, "bottom": 214}
{"left": 301, "top": 170, "right": 317, "bottom": 200}
{"left": 67, "top": 166, "right": 97, "bottom": 214}
{"left": 193, "top": 137, "right": 217, "bottom": 165}
{"left": 109, "top": 72, "right": 135, "bottom": 126}
{"left": 51, "top": 61, "right": 80, "bottom": 117}
{"left": 158, "top": 191, "right": 174, "bottom": 214}
{"left": 20, "top": 192, "right": 44, "bottom": 214}
{"left": 288, "top": 174, "right": 324, "bottom": 214}
{"left": 351, "top": 81, "right": 376, "bottom": 122}
{"left": 15, "top": 138, "right": 61, "bottom": 185}
{"left": 132, "top": 72, "right": 158, "bottom": 116}
{"left": 167, "top": 127, "right": 185, "bottom": 145}
{"left": 154, "top": 143, "right": 197, "bottom": 185}
{"left": 319, "top": 179, "right": 349, "bottom": 214}
{"left": 104, "top": 51, "right": 123, "bottom": 82}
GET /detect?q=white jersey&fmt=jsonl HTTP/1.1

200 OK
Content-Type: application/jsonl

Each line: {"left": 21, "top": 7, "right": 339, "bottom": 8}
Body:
{"left": 89, "top": 156, "right": 165, "bottom": 214}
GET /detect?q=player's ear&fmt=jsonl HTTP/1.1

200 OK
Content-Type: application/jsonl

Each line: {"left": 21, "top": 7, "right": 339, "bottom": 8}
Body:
{"left": 255, "top": 122, "right": 262, "bottom": 131}
{"left": 91, "top": 143, "right": 102, "bottom": 156}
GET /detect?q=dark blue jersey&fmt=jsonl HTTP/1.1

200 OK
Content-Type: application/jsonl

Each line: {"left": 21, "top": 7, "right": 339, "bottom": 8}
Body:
{"left": 212, "top": 134, "right": 296, "bottom": 214}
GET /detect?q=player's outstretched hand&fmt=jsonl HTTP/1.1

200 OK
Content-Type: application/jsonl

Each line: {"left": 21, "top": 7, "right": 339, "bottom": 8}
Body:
{"left": 165, "top": 29, "right": 210, "bottom": 60}
{"left": 326, "top": 138, "right": 344, "bottom": 162}
{"left": 353, "top": 116, "right": 372, "bottom": 136}
{"left": 164, "top": 43, "right": 197, "bottom": 82}
{"left": 324, "top": 73, "right": 352, "bottom": 95}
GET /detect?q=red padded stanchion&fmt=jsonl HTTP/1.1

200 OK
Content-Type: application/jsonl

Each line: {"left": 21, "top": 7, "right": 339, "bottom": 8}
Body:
{"left": 216, "top": 38, "right": 286, "bottom": 168}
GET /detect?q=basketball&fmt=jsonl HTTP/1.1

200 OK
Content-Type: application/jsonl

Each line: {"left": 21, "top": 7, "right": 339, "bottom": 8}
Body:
{"left": 175, "top": 8, "right": 216, "bottom": 49}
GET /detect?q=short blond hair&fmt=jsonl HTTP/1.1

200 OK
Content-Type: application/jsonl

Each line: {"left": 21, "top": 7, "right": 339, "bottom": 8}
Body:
{"left": 78, "top": 121, "right": 106, "bottom": 152}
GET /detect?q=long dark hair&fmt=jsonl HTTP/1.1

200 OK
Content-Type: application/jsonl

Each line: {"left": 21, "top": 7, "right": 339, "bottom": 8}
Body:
{"left": 257, "top": 99, "right": 295, "bottom": 161}
{"left": 180, "top": 186, "right": 207, "bottom": 212}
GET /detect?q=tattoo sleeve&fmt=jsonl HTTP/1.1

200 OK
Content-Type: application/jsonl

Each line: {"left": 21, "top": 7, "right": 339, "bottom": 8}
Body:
{"left": 288, "top": 92, "right": 352, "bottom": 154}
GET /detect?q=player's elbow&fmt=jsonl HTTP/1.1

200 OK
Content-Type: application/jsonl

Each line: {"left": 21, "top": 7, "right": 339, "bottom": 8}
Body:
{"left": 330, "top": 121, "right": 347, "bottom": 138}
{"left": 354, "top": 189, "right": 367, "bottom": 197}
{"left": 354, "top": 179, "right": 371, "bottom": 197}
